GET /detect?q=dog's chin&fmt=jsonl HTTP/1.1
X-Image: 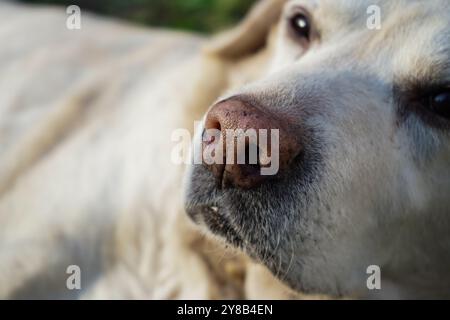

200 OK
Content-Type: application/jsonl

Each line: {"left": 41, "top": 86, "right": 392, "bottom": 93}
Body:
{"left": 186, "top": 200, "right": 303, "bottom": 292}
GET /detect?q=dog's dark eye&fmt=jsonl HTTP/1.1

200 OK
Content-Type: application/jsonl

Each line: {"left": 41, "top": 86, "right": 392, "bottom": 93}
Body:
{"left": 429, "top": 91, "right": 450, "bottom": 119}
{"left": 290, "top": 13, "right": 311, "bottom": 40}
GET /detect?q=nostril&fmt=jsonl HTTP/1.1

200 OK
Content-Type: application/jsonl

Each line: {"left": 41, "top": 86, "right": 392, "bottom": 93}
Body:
{"left": 205, "top": 115, "right": 222, "bottom": 131}
{"left": 203, "top": 116, "right": 222, "bottom": 145}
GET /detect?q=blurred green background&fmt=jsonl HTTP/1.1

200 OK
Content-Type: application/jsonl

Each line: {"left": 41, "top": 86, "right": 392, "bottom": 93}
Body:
{"left": 20, "top": 0, "right": 255, "bottom": 33}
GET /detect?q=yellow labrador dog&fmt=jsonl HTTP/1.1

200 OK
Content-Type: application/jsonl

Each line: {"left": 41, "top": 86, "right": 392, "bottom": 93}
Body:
{"left": 1, "top": 0, "right": 450, "bottom": 299}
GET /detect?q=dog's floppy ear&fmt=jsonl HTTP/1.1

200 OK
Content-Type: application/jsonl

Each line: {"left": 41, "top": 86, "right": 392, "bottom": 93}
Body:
{"left": 205, "top": 0, "right": 285, "bottom": 60}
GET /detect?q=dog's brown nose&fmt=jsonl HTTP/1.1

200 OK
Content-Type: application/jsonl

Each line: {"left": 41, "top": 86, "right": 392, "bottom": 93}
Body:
{"left": 203, "top": 98, "right": 302, "bottom": 189}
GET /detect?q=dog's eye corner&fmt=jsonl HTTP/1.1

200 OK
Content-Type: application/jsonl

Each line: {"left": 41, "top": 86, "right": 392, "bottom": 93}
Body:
{"left": 289, "top": 12, "right": 311, "bottom": 41}
{"left": 428, "top": 90, "right": 450, "bottom": 119}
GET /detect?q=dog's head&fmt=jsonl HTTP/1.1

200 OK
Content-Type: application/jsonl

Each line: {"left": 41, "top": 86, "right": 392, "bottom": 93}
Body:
{"left": 184, "top": 0, "right": 450, "bottom": 298}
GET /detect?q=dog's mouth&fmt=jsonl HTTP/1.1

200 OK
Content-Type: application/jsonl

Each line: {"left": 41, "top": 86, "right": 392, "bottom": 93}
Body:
{"left": 184, "top": 159, "right": 269, "bottom": 257}
{"left": 184, "top": 165, "right": 296, "bottom": 266}
{"left": 186, "top": 203, "right": 246, "bottom": 250}
{"left": 185, "top": 197, "right": 296, "bottom": 283}
{"left": 186, "top": 201, "right": 286, "bottom": 269}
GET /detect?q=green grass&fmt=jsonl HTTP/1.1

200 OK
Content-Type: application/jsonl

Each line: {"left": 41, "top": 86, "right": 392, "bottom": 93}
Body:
{"left": 21, "top": 0, "right": 255, "bottom": 33}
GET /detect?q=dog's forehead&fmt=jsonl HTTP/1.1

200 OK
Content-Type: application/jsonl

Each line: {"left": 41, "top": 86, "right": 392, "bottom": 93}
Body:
{"left": 288, "top": 0, "right": 450, "bottom": 80}
{"left": 294, "top": 0, "right": 449, "bottom": 15}
{"left": 296, "top": 0, "right": 449, "bottom": 30}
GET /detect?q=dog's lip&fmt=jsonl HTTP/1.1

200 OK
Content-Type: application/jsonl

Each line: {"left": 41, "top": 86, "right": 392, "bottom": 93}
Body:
{"left": 185, "top": 198, "right": 286, "bottom": 270}
{"left": 185, "top": 203, "right": 218, "bottom": 223}
{"left": 185, "top": 202, "right": 246, "bottom": 247}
